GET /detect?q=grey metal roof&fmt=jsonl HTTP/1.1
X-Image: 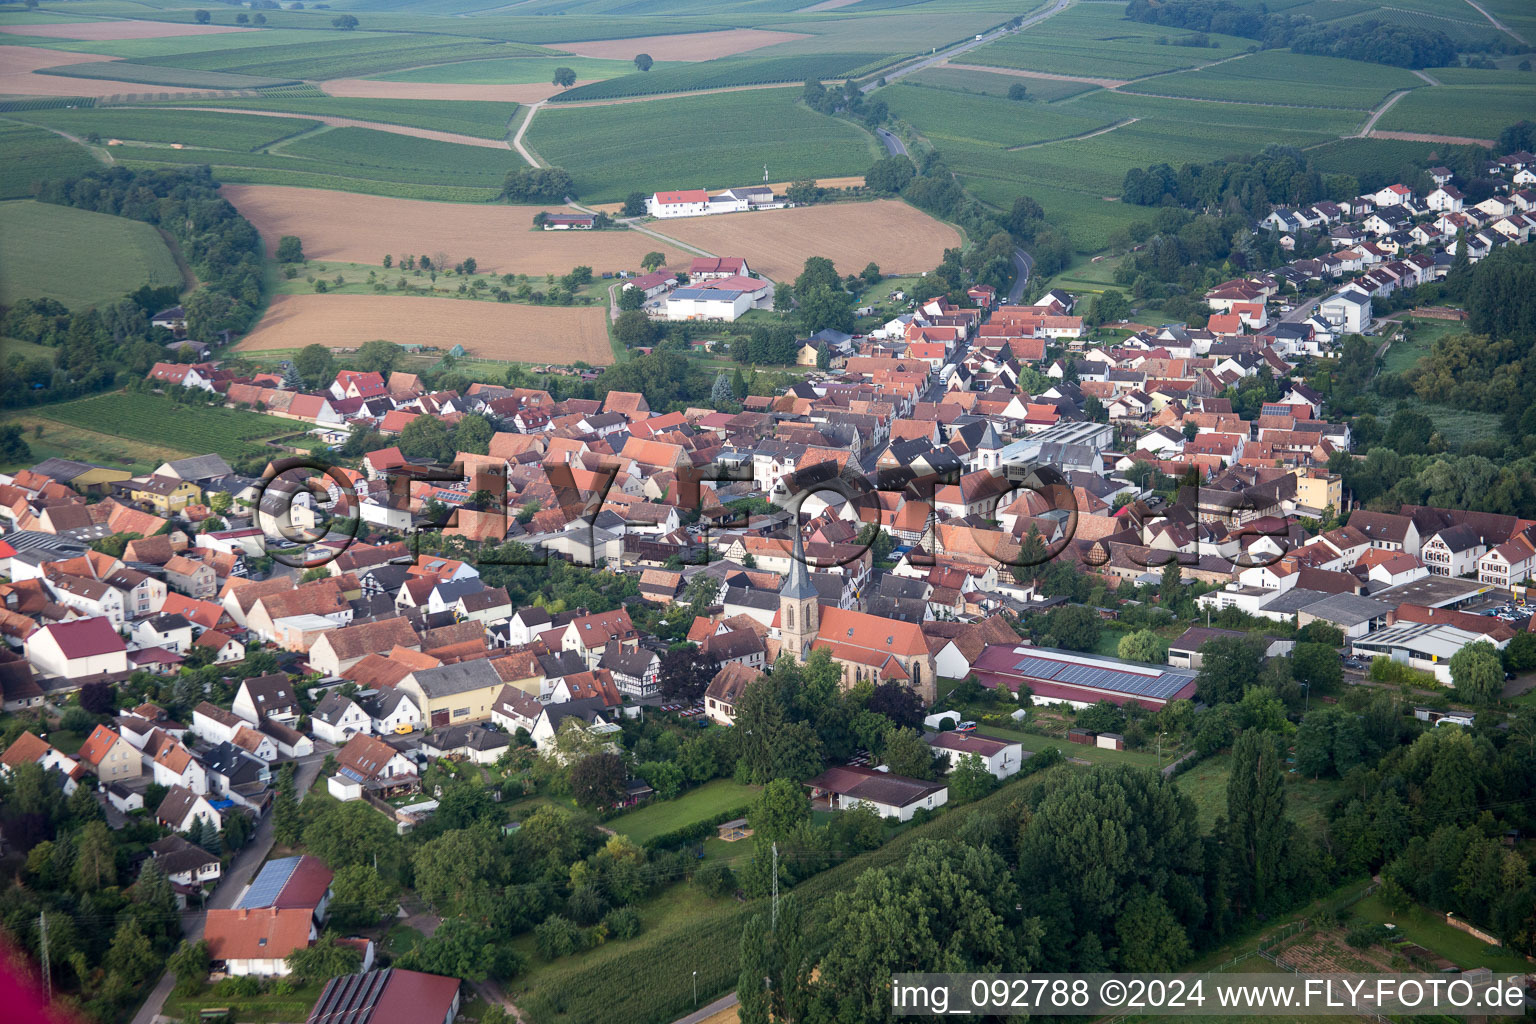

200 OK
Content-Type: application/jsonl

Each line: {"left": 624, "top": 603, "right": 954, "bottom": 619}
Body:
{"left": 1297, "top": 592, "right": 1392, "bottom": 626}
{"left": 408, "top": 659, "right": 502, "bottom": 698}
{"left": 1255, "top": 588, "right": 1333, "bottom": 615}
{"left": 1009, "top": 649, "right": 1197, "bottom": 701}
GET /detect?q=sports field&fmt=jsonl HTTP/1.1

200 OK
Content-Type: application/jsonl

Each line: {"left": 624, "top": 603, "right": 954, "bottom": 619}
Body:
{"left": 222, "top": 184, "right": 687, "bottom": 276}
{"left": 238, "top": 293, "right": 615, "bottom": 365}
{"left": 0, "top": 200, "right": 182, "bottom": 309}
{"left": 658, "top": 200, "right": 961, "bottom": 282}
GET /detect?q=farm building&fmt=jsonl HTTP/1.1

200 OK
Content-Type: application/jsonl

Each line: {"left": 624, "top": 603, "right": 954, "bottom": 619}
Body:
{"left": 647, "top": 189, "right": 709, "bottom": 218}
{"left": 305, "top": 968, "right": 462, "bottom": 1024}
{"left": 542, "top": 212, "right": 595, "bottom": 230}
{"left": 623, "top": 271, "right": 675, "bottom": 299}
{"left": 970, "top": 645, "right": 1198, "bottom": 711}
{"left": 665, "top": 285, "right": 756, "bottom": 321}
{"left": 805, "top": 764, "right": 947, "bottom": 821}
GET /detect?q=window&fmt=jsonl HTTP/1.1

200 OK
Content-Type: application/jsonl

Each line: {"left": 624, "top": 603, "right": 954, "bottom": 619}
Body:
{"left": 453, "top": 708, "right": 469, "bottom": 718}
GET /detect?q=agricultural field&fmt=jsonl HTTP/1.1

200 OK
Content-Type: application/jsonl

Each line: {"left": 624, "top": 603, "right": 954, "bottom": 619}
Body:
{"left": 0, "top": 121, "right": 99, "bottom": 200}
{"left": 138, "top": 34, "right": 550, "bottom": 81}
{"left": 548, "top": 28, "right": 809, "bottom": 61}
{"left": 906, "top": 65, "right": 1100, "bottom": 102}
{"left": 525, "top": 86, "right": 880, "bottom": 201}
{"left": 1376, "top": 83, "right": 1536, "bottom": 142}
{"left": 0, "top": 42, "right": 227, "bottom": 98}
{"left": 0, "top": 411, "right": 198, "bottom": 475}
{"left": 222, "top": 184, "right": 688, "bottom": 276}
{"left": 33, "top": 59, "right": 297, "bottom": 90}
{"left": 658, "top": 199, "right": 960, "bottom": 281}
{"left": 15, "top": 26, "right": 395, "bottom": 58}
{"left": 550, "top": 52, "right": 878, "bottom": 102}
{"left": 238, "top": 293, "right": 615, "bottom": 365}
{"left": 140, "top": 96, "right": 518, "bottom": 141}
{"left": 374, "top": 56, "right": 666, "bottom": 86}
{"left": 0, "top": 18, "right": 255, "bottom": 42}
{"left": 961, "top": 2, "right": 1254, "bottom": 79}
{"left": 39, "top": 391, "right": 299, "bottom": 458}
{"left": 0, "top": 200, "right": 182, "bottom": 309}
{"left": 1119, "top": 50, "right": 1422, "bottom": 110}
{"left": 882, "top": 81, "right": 1121, "bottom": 148}
{"left": 6, "top": 106, "right": 318, "bottom": 151}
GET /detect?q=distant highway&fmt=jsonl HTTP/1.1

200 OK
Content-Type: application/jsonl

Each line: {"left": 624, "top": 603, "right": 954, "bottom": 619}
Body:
{"left": 859, "top": 0, "right": 1074, "bottom": 94}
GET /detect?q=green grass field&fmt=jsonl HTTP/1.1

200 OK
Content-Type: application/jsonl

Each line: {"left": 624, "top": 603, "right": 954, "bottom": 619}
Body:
{"left": 961, "top": 2, "right": 1253, "bottom": 78}
{"left": 0, "top": 122, "right": 100, "bottom": 200}
{"left": 138, "top": 96, "right": 518, "bottom": 141}
{"left": 375, "top": 56, "right": 663, "bottom": 85}
{"left": 906, "top": 65, "right": 1100, "bottom": 102}
{"left": 0, "top": 200, "right": 181, "bottom": 310}
{"left": 39, "top": 391, "right": 301, "bottom": 458}
{"left": 1120, "top": 50, "right": 1421, "bottom": 110}
{"left": 1377, "top": 82, "right": 1536, "bottom": 141}
{"left": 884, "top": 81, "right": 1120, "bottom": 148}
{"left": 34, "top": 60, "right": 299, "bottom": 90}
{"left": 7, "top": 107, "right": 318, "bottom": 151}
{"left": 607, "top": 779, "right": 760, "bottom": 845}
{"left": 1350, "top": 895, "right": 1532, "bottom": 973}
{"left": 550, "top": 52, "right": 878, "bottom": 102}
{"left": 526, "top": 87, "right": 880, "bottom": 201}
{"left": 1379, "top": 316, "right": 1464, "bottom": 375}
{"left": 139, "top": 34, "right": 548, "bottom": 80}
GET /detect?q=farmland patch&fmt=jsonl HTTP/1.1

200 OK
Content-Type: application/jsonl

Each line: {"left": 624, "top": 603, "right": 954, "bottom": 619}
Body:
{"left": 0, "top": 122, "right": 100, "bottom": 200}
{"left": 0, "top": 200, "right": 181, "bottom": 309}
{"left": 657, "top": 199, "right": 960, "bottom": 282}
{"left": 1376, "top": 83, "right": 1536, "bottom": 143}
{"left": 550, "top": 29, "right": 809, "bottom": 61}
{"left": 40, "top": 391, "right": 299, "bottom": 459}
{"left": 223, "top": 184, "right": 689, "bottom": 276}
{"left": 237, "top": 293, "right": 615, "bottom": 365}
{"left": 0, "top": 20, "right": 254, "bottom": 41}
{"left": 6, "top": 107, "right": 318, "bottom": 151}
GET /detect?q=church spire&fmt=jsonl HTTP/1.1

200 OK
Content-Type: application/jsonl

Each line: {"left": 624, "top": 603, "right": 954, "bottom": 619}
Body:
{"left": 780, "top": 525, "right": 816, "bottom": 601}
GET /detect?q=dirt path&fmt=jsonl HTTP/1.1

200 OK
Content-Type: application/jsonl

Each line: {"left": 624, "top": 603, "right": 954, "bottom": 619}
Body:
{"left": 1370, "top": 129, "right": 1494, "bottom": 147}
{"left": 1008, "top": 116, "right": 1138, "bottom": 149}
{"left": 147, "top": 105, "right": 512, "bottom": 149}
{"left": 1410, "top": 68, "right": 1441, "bottom": 86}
{"left": 1462, "top": 0, "right": 1529, "bottom": 46}
{"left": 0, "top": 116, "right": 115, "bottom": 165}
{"left": 511, "top": 101, "right": 543, "bottom": 167}
{"left": 943, "top": 62, "right": 1128, "bottom": 88}
{"left": 1357, "top": 88, "right": 1411, "bottom": 137}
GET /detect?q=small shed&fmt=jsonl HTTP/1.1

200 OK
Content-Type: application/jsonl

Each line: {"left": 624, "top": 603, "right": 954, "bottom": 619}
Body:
{"left": 1096, "top": 732, "right": 1125, "bottom": 751}
{"left": 717, "top": 818, "right": 752, "bottom": 842}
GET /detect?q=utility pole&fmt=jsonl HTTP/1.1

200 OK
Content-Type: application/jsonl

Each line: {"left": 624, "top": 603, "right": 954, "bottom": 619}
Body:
{"left": 771, "top": 841, "right": 779, "bottom": 930}
{"left": 39, "top": 912, "right": 51, "bottom": 1006}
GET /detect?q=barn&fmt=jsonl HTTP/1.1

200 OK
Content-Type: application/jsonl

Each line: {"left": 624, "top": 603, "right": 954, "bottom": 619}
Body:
{"left": 970, "top": 644, "right": 1198, "bottom": 711}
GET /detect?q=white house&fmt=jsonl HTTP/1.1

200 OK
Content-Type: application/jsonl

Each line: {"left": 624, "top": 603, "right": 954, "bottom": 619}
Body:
{"left": 310, "top": 692, "right": 372, "bottom": 745}
{"left": 806, "top": 765, "right": 948, "bottom": 822}
{"left": 927, "top": 731, "right": 1024, "bottom": 780}
{"left": 25, "top": 617, "right": 128, "bottom": 681}
{"left": 1319, "top": 287, "right": 1372, "bottom": 335}
{"left": 647, "top": 189, "right": 709, "bottom": 218}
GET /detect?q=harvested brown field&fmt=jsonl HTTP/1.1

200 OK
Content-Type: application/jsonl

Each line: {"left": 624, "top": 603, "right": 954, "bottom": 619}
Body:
{"left": 1, "top": 20, "right": 253, "bottom": 40}
{"left": 657, "top": 199, "right": 959, "bottom": 282}
{"left": 321, "top": 78, "right": 584, "bottom": 104}
{"left": 550, "top": 29, "right": 807, "bottom": 62}
{"left": 0, "top": 44, "right": 222, "bottom": 98}
{"left": 1370, "top": 129, "right": 1493, "bottom": 147}
{"left": 238, "top": 294, "right": 613, "bottom": 365}
{"left": 222, "top": 185, "right": 688, "bottom": 276}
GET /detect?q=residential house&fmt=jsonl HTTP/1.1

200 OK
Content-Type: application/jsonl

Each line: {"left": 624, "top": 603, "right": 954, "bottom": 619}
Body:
{"left": 328, "top": 733, "right": 418, "bottom": 801}
{"left": 26, "top": 617, "right": 128, "bottom": 681}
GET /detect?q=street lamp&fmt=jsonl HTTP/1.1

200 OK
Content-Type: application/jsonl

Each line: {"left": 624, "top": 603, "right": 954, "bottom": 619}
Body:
{"left": 1299, "top": 680, "right": 1310, "bottom": 711}
{"left": 693, "top": 970, "right": 698, "bottom": 1007}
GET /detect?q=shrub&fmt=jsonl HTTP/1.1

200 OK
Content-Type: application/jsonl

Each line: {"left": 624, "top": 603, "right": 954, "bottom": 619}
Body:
{"left": 535, "top": 914, "right": 582, "bottom": 960}
{"left": 696, "top": 861, "right": 737, "bottom": 899}
{"left": 603, "top": 906, "right": 642, "bottom": 940}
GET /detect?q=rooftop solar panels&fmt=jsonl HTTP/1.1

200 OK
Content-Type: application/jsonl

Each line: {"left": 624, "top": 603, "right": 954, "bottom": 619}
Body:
{"left": 236, "top": 855, "right": 299, "bottom": 911}
{"left": 1010, "top": 648, "right": 1195, "bottom": 700}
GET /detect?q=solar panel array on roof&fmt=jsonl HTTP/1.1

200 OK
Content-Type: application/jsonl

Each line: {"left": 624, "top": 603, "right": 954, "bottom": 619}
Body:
{"left": 1011, "top": 653, "right": 1193, "bottom": 700}
{"left": 236, "top": 855, "right": 299, "bottom": 910}
{"left": 307, "top": 967, "right": 390, "bottom": 1024}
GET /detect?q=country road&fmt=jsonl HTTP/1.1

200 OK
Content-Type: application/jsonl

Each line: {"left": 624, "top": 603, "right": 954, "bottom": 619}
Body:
{"left": 876, "top": 126, "right": 907, "bottom": 156}
{"left": 1009, "top": 247, "right": 1034, "bottom": 304}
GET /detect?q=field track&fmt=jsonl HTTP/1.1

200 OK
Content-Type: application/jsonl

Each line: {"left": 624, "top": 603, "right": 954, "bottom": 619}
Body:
{"left": 150, "top": 106, "right": 510, "bottom": 150}
{"left": 321, "top": 79, "right": 589, "bottom": 104}
{"left": 238, "top": 293, "right": 614, "bottom": 365}
{"left": 1, "top": 21, "right": 253, "bottom": 40}
{"left": 549, "top": 29, "right": 808, "bottom": 62}
{"left": 222, "top": 184, "right": 689, "bottom": 276}
{"left": 0, "top": 44, "right": 228, "bottom": 98}
{"left": 657, "top": 199, "right": 960, "bottom": 282}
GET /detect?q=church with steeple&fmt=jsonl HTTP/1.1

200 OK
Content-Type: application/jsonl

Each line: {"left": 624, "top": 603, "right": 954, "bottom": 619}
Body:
{"left": 777, "top": 529, "right": 936, "bottom": 704}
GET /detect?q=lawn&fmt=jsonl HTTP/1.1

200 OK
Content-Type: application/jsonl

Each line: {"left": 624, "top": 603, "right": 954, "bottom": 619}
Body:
{"left": 525, "top": 86, "right": 880, "bottom": 201}
{"left": 973, "top": 723, "right": 1172, "bottom": 771}
{"left": 1176, "top": 752, "right": 1349, "bottom": 832}
{"left": 1350, "top": 895, "right": 1532, "bottom": 973}
{"left": 607, "top": 778, "right": 760, "bottom": 844}
{"left": 164, "top": 980, "right": 326, "bottom": 1024}
{"left": 1379, "top": 315, "right": 1463, "bottom": 376}
{"left": 0, "top": 122, "right": 99, "bottom": 201}
{"left": 39, "top": 391, "right": 300, "bottom": 459}
{"left": 0, "top": 199, "right": 181, "bottom": 310}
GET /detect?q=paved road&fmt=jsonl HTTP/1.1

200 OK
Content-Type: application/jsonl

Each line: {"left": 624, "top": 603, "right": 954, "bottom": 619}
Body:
{"left": 876, "top": 126, "right": 907, "bottom": 157}
{"left": 130, "top": 750, "right": 329, "bottom": 1024}
{"left": 1008, "top": 247, "right": 1035, "bottom": 304}
{"left": 859, "top": 0, "right": 1074, "bottom": 94}
{"left": 672, "top": 991, "right": 739, "bottom": 1024}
